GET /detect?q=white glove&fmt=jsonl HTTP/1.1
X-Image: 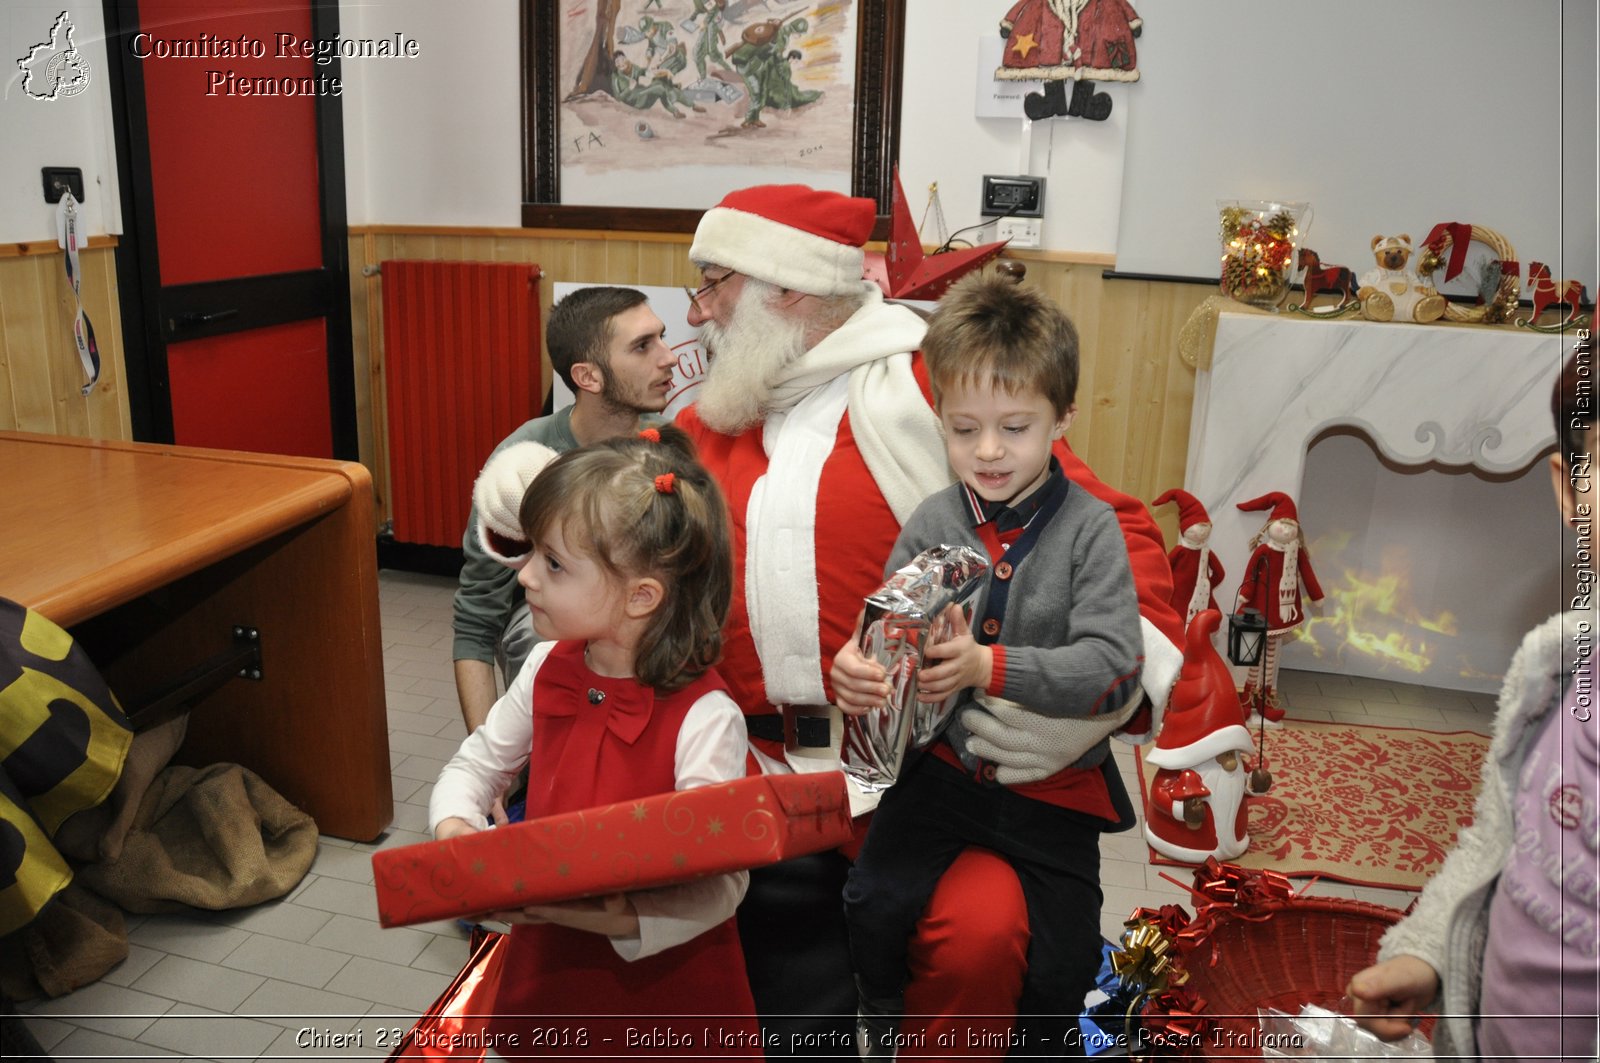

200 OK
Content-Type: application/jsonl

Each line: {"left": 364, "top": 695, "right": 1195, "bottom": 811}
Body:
{"left": 960, "top": 693, "right": 1139, "bottom": 785}
{"left": 472, "top": 441, "right": 560, "bottom": 567}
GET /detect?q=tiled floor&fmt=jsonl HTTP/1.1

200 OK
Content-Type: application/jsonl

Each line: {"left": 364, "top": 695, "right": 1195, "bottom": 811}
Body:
{"left": 16, "top": 569, "right": 1500, "bottom": 1060}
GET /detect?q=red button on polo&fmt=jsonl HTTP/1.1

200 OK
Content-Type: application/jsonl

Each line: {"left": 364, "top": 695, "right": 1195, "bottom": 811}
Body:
{"left": 981, "top": 618, "right": 1001, "bottom": 637}
{"left": 995, "top": 561, "right": 1013, "bottom": 580}
{"left": 981, "top": 764, "right": 997, "bottom": 781}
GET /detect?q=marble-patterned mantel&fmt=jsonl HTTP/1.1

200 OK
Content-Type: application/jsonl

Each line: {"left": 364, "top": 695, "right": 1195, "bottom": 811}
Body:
{"left": 1186, "top": 311, "right": 1567, "bottom": 626}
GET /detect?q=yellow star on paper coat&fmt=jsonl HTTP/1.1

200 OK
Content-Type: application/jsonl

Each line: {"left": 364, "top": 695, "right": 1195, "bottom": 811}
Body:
{"left": 1012, "top": 32, "right": 1038, "bottom": 59}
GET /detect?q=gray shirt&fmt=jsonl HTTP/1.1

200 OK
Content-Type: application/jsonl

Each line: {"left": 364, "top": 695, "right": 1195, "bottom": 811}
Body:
{"left": 450, "top": 407, "right": 580, "bottom": 664}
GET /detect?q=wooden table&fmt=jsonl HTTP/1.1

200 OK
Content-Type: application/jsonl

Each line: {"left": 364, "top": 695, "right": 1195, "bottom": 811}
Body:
{"left": 1, "top": 431, "right": 393, "bottom": 840}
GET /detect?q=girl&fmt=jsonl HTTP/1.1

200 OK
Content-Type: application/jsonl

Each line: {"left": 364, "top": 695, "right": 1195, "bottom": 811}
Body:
{"left": 428, "top": 425, "right": 758, "bottom": 1054}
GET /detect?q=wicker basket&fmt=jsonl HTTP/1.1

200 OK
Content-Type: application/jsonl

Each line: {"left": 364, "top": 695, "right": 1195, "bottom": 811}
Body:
{"left": 1172, "top": 896, "right": 1419, "bottom": 1058}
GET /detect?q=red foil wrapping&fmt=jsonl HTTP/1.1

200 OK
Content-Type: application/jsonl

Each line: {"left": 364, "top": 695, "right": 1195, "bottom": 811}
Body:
{"left": 373, "top": 773, "right": 854, "bottom": 928}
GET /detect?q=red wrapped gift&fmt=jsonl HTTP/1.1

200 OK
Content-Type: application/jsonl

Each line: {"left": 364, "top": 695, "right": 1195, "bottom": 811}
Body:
{"left": 373, "top": 772, "right": 854, "bottom": 928}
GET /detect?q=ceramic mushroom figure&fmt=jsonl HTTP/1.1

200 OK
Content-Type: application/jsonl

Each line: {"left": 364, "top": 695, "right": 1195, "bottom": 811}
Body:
{"left": 1233, "top": 490, "right": 1323, "bottom": 725}
{"left": 1152, "top": 488, "right": 1224, "bottom": 629}
{"left": 1143, "top": 610, "right": 1256, "bottom": 862}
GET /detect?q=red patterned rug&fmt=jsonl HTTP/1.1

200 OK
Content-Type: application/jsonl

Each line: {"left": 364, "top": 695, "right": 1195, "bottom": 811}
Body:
{"left": 1135, "top": 719, "right": 1489, "bottom": 890}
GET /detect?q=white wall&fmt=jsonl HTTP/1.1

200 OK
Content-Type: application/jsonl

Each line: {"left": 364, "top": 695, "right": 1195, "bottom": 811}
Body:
{"left": 1, "top": 4, "right": 121, "bottom": 243}
{"left": 1115, "top": 0, "right": 1598, "bottom": 283}
{"left": 339, "top": 0, "right": 521, "bottom": 227}
{"left": 7, "top": 0, "right": 1592, "bottom": 273}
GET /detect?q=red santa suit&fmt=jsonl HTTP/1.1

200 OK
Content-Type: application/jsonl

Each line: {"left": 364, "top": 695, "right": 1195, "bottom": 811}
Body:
{"left": 1153, "top": 488, "right": 1224, "bottom": 628}
{"left": 429, "top": 641, "right": 758, "bottom": 1054}
{"left": 997, "top": 0, "right": 1143, "bottom": 83}
{"left": 682, "top": 181, "right": 1184, "bottom": 1051}
{"left": 1144, "top": 610, "right": 1255, "bottom": 863}
{"left": 1233, "top": 491, "right": 1323, "bottom": 723}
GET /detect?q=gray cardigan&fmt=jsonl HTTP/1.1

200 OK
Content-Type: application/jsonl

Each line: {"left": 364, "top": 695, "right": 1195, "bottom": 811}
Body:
{"left": 886, "top": 478, "right": 1144, "bottom": 774}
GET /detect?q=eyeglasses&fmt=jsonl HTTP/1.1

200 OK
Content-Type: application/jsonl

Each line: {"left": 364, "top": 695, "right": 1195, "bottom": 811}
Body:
{"left": 685, "top": 269, "right": 736, "bottom": 313}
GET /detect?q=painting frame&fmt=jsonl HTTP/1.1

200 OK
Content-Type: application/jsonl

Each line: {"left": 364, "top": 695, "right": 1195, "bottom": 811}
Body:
{"left": 521, "top": 0, "right": 905, "bottom": 234}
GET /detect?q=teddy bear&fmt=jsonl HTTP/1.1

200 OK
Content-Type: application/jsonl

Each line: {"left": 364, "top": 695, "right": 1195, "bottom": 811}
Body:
{"left": 1358, "top": 234, "right": 1447, "bottom": 323}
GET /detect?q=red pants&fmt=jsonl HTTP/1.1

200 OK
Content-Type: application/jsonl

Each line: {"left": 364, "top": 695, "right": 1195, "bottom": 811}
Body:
{"left": 901, "top": 847, "right": 1029, "bottom": 1058}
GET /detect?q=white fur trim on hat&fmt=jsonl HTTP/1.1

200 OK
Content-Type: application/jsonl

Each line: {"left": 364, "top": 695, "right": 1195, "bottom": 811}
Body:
{"left": 1144, "top": 723, "right": 1253, "bottom": 770}
{"left": 472, "top": 441, "right": 560, "bottom": 568}
{"left": 690, "top": 205, "right": 866, "bottom": 297}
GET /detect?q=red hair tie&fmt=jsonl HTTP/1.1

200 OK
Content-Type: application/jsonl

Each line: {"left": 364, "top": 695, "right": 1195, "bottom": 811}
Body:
{"left": 653, "top": 472, "right": 676, "bottom": 494}
{"left": 638, "top": 428, "right": 661, "bottom": 442}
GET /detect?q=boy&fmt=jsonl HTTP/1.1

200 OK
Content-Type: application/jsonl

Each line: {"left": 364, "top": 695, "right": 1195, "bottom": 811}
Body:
{"left": 832, "top": 272, "right": 1144, "bottom": 1058}
{"left": 1350, "top": 334, "right": 1598, "bottom": 1059}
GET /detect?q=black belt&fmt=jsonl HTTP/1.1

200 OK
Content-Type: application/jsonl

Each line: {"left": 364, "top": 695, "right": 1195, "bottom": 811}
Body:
{"left": 746, "top": 711, "right": 831, "bottom": 748}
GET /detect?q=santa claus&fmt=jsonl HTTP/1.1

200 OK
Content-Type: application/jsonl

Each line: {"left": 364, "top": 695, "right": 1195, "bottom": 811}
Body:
{"left": 677, "top": 183, "right": 1185, "bottom": 1054}
{"left": 1152, "top": 488, "right": 1224, "bottom": 629}
{"left": 1234, "top": 491, "right": 1323, "bottom": 724}
{"left": 997, "top": 0, "right": 1142, "bottom": 81}
{"left": 1144, "top": 610, "right": 1255, "bottom": 863}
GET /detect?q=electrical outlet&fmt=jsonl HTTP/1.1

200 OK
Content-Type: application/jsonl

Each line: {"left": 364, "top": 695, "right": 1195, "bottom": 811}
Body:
{"left": 997, "top": 217, "right": 1041, "bottom": 249}
{"left": 981, "top": 174, "right": 1045, "bottom": 218}
{"left": 42, "top": 167, "right": 84, "bottom": 204}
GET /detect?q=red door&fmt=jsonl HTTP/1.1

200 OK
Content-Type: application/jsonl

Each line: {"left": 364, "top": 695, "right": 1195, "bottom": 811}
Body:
{"left": 111, "top": 0, "right": 354, "bottom": 459}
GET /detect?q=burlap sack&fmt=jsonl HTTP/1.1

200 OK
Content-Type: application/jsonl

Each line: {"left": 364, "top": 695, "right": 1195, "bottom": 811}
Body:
{"left": 0, "top": 883, "right": 126, "bottom": 1000}
{"left": 77, "top": 763, "right": 317, "bottom": 913}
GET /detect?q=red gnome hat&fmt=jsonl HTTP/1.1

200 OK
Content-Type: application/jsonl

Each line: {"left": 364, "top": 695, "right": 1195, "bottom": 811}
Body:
{"left": 1152, "top": 488, "right": 1212, "bottom": 533}
{"left": 1236, "top": 491, "right": 1298, "bottom": 523}
{"left": 1145, "top": 610, "right": 1252, "bottom": 770}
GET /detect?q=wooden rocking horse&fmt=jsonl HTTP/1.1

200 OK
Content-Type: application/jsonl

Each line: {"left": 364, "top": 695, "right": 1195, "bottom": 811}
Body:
{"left": 1521, "top": 262, "right": 1590, "bottom": 330}
{"left": 1291, "top": 248, "right": 1358, "bottom": 314}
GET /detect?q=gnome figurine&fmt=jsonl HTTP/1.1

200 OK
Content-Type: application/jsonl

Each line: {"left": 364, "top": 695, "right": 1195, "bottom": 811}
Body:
{"left": 1152, "top": 488, "right": 1225, "bottom": 629}
{"left": 1233, "top": 491, "right": 1323, "bottom": 724}
{"left": 1144, "top": 610, "right": 1256, "bottom": 863}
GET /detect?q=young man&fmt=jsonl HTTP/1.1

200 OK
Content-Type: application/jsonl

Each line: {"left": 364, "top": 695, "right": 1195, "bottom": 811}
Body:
{"left": 833, "top": 272, "right": 1144, "bottom": 1057}
{"left": 451, "top": 286, "right": 675, "bottom": 732}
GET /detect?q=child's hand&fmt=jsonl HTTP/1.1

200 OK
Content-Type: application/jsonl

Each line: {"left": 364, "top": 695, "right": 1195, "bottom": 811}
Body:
{"left": 830, "top": 611, "right": 890, "bottom": 716}
{"left": 1347, "top": 955, "right": 1438, "bottom": 1041}
{"left": 434, "top": 817, "right": 478, "bottom": 841}
{"left": 491, "top": 893, "right": 640, "bottom": 938}
{"left": 917, "top": 605, "right": 992, "bottom": 702}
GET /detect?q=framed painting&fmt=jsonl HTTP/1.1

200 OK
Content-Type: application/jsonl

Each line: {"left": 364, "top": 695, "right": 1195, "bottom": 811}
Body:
{"left": 522, "top": 0, "right": 905, "bottom": 233}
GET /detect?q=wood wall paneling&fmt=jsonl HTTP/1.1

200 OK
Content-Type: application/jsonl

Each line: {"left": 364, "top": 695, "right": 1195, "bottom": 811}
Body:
{"left": 5, "top": 227, "right": 1206, "bottom": 545}
{"left": 0, "top": 245, "right": 130, "bottom": 441}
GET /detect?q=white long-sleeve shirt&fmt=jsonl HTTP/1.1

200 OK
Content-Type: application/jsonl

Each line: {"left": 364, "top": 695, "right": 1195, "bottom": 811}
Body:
{"left": 428, "top": 641, "right": 750, "bottom": 961}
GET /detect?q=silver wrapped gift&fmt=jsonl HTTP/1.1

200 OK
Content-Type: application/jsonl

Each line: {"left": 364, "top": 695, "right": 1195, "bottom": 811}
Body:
{"left": 841, "top": 544, "right": 989, "bottom": 792}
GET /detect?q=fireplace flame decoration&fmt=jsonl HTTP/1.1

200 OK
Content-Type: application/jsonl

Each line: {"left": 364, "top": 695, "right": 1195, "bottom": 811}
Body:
{"left": 1294, "top": 534, "right": 1459, "bottom": 675}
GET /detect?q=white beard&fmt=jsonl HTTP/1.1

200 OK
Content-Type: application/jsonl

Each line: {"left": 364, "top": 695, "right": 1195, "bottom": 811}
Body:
{"left": 1195, "top": 756, "right": 1250, "bottom": 858}
{"left": 694, "top": 283, "right": 809, "bottom": 434}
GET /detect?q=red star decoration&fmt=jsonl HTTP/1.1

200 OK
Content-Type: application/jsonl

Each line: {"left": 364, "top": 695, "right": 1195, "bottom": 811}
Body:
{"left": 863, "top": 168, "right": 1009, "bottom": 301}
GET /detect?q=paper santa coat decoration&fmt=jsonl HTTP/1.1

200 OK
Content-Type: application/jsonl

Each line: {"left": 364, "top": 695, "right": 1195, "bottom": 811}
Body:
{"left": 862, "top": 169, "right": 1009, "bottom": 302}
{"left": 1143, "top": 610, "right": 1255, "bottom": 863}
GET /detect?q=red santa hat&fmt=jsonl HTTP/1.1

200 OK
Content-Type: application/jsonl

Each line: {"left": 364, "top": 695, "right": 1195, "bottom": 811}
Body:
{"left": 689, "top": 184, "right": 877, "bottom": 297}
{"left": 1152, "top": 488, "right": 1212, "bottom": 532}
{"left": 1235, "top": 491, "right": 1298, "bottom": 523}
{"left": 1145, "top": 610, "right": 1253, "bottom": 770}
